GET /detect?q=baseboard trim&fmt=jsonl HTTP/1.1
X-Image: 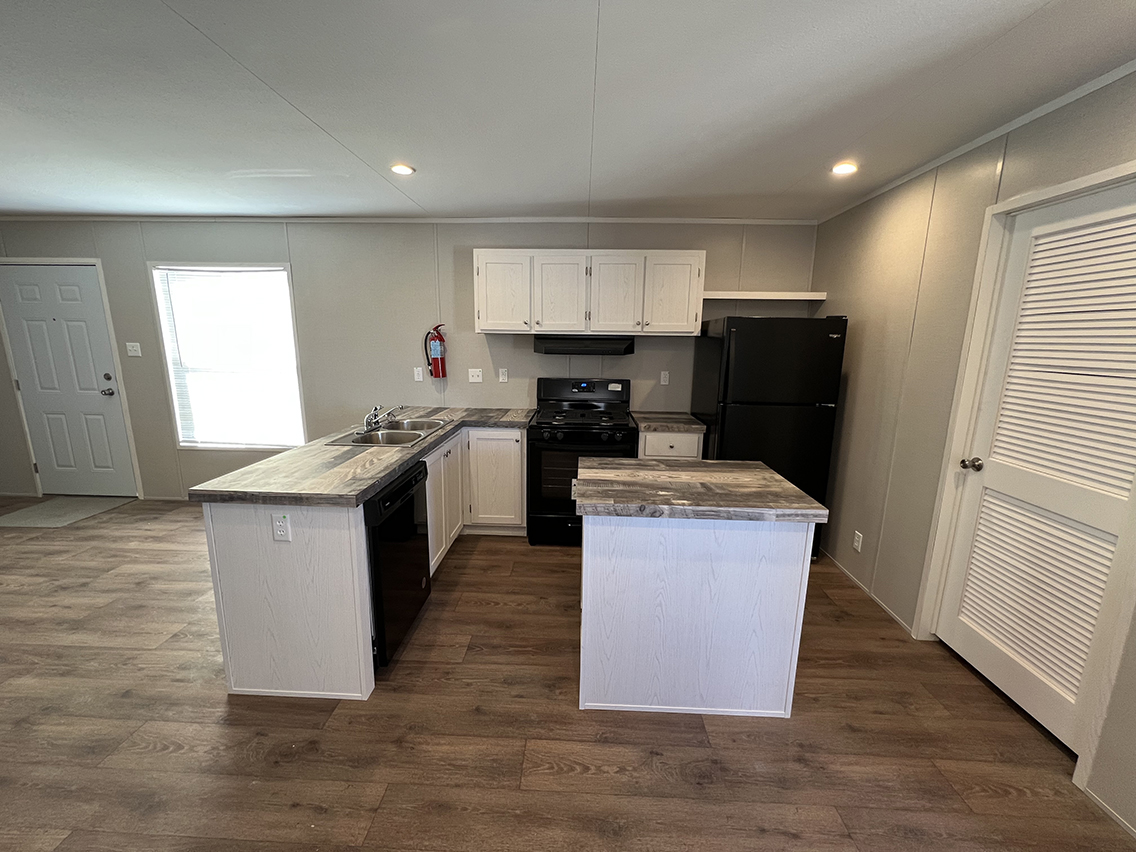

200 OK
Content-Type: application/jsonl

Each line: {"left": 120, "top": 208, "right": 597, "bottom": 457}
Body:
{"left": 581, "top": 701, "right": 789, "bottom": 717}
{"left": 0, "top": 491, "right": 39, "bottom": 497}
{"left": 1082, "top": 785, "right": 1136, "bottom": 840}
{"left": 460, "top": 525, "right": 526, "bottom": 537}
{"left": 819, "top": 547, "right": 918, "bottom": 637}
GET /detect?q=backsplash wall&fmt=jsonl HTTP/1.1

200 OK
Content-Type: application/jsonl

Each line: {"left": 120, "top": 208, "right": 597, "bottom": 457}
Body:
{"left": 0, "top": 219, "right": 815, "bottom": 497}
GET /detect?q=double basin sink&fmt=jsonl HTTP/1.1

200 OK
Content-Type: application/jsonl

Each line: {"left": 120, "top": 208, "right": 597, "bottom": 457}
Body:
{"left": 327, "top": 418, "right": 449, "bottom": 448}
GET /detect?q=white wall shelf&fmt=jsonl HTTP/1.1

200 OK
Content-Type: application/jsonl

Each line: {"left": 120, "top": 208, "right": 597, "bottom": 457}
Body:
{"left": 702, "top": 290, "right": 826, "bottom": 301}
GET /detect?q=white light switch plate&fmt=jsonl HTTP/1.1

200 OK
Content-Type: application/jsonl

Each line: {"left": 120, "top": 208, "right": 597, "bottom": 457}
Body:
{"left": 125, "top": 342, "right": 142, "bottom": 357}
{"left": 499, "top": 368, "right": 508, "bottom": 383}
{"left": 469, "top": 369, "right": 483, "bottom": 383}
{"left": 414, "top": 366, "right": 424, "bottom": 382}
{"left": 272, "top": 513, "right": 292, "bottom": 542}
{"left": 853, "top": 531, "right": 863, "bottom": 552}
{"left": 660, "top": 371, "right": 670, "bottom": 386}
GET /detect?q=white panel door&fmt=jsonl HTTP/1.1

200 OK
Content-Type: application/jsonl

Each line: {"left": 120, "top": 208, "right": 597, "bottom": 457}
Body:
{"left": 935, "top": 181, "right": 1136, "bottom": 751}
{"left": 643, "top": 252, "right": 703, "bottom": 333}
{"left": 0, "top": 264, "right": 137, "bottom": 496}
{"left": 466, "top": 428, "right": 524, "bottom": 525}
{"left": 533, "top": 255, "right": 587, "bottom": 332}
{"left": 443, "top": 434, "right": 465, "bottom": 545}
{"left": 475, "top": 251, "right": 532, "bottom": 332}
{"left": 590, "top": 255, "right": 645, "bottom": 332}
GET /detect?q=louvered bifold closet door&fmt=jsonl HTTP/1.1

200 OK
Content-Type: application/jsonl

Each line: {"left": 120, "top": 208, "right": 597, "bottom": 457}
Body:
{"left": 937, "top": 199, "right": 1136, "bottom": 750}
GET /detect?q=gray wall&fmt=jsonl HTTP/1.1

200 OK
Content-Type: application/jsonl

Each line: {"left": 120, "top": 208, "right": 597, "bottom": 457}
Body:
{"left": 0, "top": 220, "right": 814, "bottom": 498}
{"left": 811, "top": 69, "right": 1136, "bottom": 829}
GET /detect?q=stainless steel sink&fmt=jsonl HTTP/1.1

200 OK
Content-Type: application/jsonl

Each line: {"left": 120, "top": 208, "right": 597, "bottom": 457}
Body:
{"left": 351, "top": 430, "right": 424, "bottom": 446}
{"left": 384, "top": 418, "right": 447, "bottom": 433}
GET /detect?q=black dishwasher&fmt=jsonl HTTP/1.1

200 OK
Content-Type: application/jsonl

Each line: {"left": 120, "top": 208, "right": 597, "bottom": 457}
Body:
{"left": 364, "top": 461, "right": 431, "bottom": 668}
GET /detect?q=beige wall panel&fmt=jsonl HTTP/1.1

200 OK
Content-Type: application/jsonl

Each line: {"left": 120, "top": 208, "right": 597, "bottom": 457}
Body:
{"left": 90, "top": 222, "right": 184, "bottom": 499}
{"left": 739, "top": 224, "right": 817, "bottom": 292}
{"left": 871, "top": 139, "right": 1005, "bottom": 627}
{"left": 811, "top": 172, "right": 935, "bottom": 587}
{"left": 0, "top": 222, "right": 97, "bottom": 258}
{"left": 178, "top": 448, "right": 278, "bottom": 492}
{"left": 586, "top": 222, "right": 743, "bottom": 292}
{"left": 437, "top": 223, "right": 584, "bottom": 408}
{"left": 286, "top": 223, "right": 441, "bottom": 438}
{"left": 0, "top": 226, "right": 37, "bottom": 493}
{"left": 139, "top": 222, "right": 289, "bottom": 263}
{"left": 1087, "top": 617, "right": 1136, "bottom": 828}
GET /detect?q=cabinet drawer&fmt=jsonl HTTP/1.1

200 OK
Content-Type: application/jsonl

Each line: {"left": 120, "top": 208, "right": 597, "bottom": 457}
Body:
{"left": 641, "top": 432, "right": 701, "bottom": 458}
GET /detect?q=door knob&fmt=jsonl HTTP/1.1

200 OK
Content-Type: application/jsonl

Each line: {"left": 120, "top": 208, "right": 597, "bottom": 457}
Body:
{"left": 100, "top": 388, "right": 115, "bottom": 396}
{"left": 103, "top": 372, "right": 112, "bottom": 381}
{"left": 960, "top": 457, "right": 983, "bottom": 471}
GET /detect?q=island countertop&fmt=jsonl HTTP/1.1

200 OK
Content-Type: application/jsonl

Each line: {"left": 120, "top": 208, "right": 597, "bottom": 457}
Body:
{"left": 188, "top": 407, "right": 532, "bottom": 508}
{"left": 574, "top": 457, "right": 828, "bottom": 522}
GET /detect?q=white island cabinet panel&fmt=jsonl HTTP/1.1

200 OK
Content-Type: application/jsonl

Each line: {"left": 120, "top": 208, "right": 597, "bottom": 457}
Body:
{"left": 204, "top": 501, "right": 375, "bottom": 700}
{"left": 580, "top": 514, "right": 814, "bottom": 716}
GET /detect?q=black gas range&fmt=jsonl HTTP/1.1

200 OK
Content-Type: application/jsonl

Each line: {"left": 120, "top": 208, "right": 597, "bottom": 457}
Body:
{"left": 527, "top": 378, "right": 638, "bottom": 545}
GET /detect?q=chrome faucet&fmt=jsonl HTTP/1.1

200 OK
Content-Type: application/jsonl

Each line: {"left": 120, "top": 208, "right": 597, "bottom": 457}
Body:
{"left": 361, "top": 405, "right": 404, "bottom": 433}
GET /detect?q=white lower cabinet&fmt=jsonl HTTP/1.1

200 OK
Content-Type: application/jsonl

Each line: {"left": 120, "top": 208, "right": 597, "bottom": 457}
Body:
{"left": 639, "top": 430, "right": 704, "bottom": 459}
{"left": 423, "top": 432, "right": 465, "bottom": 574}
{"left": 466, "top": 427, "right": 525, "bottom": 526}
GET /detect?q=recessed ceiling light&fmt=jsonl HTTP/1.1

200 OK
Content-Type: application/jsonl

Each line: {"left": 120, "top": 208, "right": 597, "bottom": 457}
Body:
{"left": 832, "top": 162, "right": 858, "bottom": 176}
{"left": 390, "top": 164, "right": 416, "bottom": 176}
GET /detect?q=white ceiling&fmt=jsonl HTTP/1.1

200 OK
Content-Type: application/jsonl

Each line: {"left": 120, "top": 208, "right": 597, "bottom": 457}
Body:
{"left": 3, "top": 0, "right": 1136, "bottom": 220}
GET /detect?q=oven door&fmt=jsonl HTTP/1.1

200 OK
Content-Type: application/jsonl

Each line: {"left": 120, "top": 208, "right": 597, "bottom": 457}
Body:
{"left": 526, "top": 433, "right": 636, "bottom": 545}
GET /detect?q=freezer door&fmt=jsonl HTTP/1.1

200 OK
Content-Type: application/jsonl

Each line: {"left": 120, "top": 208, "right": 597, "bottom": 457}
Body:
{"left": 717, "top": 404, "right": 836, "bottom": 506}
{"left": 723, "top": 316, "right": 846, "bottom": 404}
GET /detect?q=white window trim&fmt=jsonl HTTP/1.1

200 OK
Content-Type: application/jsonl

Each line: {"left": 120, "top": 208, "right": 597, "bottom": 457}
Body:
{"left": 147, "top": 261, "right": 307, "bottom": 451}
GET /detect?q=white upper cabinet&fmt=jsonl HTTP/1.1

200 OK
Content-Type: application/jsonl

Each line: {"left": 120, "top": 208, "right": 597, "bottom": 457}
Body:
{"left": 533, "top": 255, "right": 588, "bottom": 332}
{"left": 590, "top": 254, "right": 645, "bottom": 332}
{"left": 475, "top": 250, "right": 532, "bottom": 332}
{"left": 643, "top": 252, "right": 703, "bottom": 333}
{"left": 473, "top": 249, "right": 704, "bottom": 336}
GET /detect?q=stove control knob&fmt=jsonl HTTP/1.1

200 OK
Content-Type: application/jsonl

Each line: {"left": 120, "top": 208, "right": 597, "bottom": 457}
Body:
{"left": 615, "top": 431, "right": 623, "bottom": 440}
{"left": 555, "top": 431, "right": 564, "bottom": 441}
{"left": 542, "top": 430, "right": 551, "bottom": 440}
{"left": 601, "top": 432, "right": 610, "bottom": 441}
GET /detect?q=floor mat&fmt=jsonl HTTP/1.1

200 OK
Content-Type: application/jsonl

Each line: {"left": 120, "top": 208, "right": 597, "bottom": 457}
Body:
{"left": 0, "top": 496, "right": 135, "bottom": 528}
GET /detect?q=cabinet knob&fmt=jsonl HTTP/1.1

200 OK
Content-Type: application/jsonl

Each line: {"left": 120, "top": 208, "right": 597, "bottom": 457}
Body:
{"left": 635, "top": 320, "right": 641, "bottom": 326}
{"left": 535, "top": 320, "right": 541, "bottom": 326}
{"left": 515, "top": 438, "right": 520, "bottom": 443}
{"left": 669, "top": 444, "right": 675, "bottom": 449}
{"left": 523, "top": 320, "right": 529, "bottom": 326}
{"left": 644, "top": 321, "right": 650, "bottom": 327}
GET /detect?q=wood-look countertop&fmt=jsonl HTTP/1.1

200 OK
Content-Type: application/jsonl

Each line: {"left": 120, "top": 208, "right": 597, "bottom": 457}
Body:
{"left": 630, "top": 411, "right": 706, "bottom": 433}
{"left": 188, "top": 407, "right": 533, "bottom": 508}
{"left": 574, "top": 457, "right": 828, "bottom": 522}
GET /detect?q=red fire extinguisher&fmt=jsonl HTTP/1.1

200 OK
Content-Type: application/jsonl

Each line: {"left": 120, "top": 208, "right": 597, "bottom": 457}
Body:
{"left": 424, "top": 324, "right": 447, "bottom": 378}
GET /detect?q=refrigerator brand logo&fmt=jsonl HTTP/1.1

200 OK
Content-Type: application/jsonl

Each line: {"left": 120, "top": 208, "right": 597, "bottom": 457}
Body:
{"left": 829, "top": 334, "right": 842, "bottom": 338}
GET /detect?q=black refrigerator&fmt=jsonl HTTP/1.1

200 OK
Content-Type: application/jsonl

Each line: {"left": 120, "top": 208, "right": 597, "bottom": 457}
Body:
{"left": 691, "top": 316, "right": 847, "bottom": 542}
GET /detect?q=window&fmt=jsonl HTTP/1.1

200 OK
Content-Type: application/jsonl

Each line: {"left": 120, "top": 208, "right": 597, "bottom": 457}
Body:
{"left": 152, "top": 265, "right": 305, "bottom": 449}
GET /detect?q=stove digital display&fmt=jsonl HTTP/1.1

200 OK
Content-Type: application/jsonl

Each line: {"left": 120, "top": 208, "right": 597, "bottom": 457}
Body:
{"left": 571, "top": 381, "right": 595, "bottom": 393}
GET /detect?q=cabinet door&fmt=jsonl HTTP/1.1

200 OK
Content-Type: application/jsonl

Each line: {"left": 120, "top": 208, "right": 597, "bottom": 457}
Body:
{"left": 643, "top": 252, "right": 703, "bottom": 333}
{"left": 466, "top": 428, "right": 524, "bottom": 526}
{"left": 533, "top": 255, "right": 587, "bottom": 332}
{"left": 423, "top": 445, "right": 447, "bottom": 575}
{"left": 442, "top": 434, "right": 465, "bottom": 545}
{"left": 590, "top": 255, "right": 645, "bottom": 332}
{"left": 475, "top": 251, "right": 532, "bottom": 332}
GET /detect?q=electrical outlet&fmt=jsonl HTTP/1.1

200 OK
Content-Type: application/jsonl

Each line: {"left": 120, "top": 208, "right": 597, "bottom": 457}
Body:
{"left": 853, "top": 531, "right": 863, "bottom": 552}
{"left": 499, "top": 368, "right": 508, "bottom": 383}
{"left": 660, "top": 371, "right": 670, "bottom": 386}
{"left": 125, "top": 342, "right": 142, "bottom": 357}
{"left": 414, "top": 366, "right": 424, "bottom": 382}
{"left": 272, "top": 513, "right": 292, "bottom": 543}
{"left": 468, "top": 369, "right": 483, "bottom": 383}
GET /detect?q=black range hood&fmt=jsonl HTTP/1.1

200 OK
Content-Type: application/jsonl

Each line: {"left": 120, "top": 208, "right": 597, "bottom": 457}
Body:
{"left": 533, "top": 335, "right": 635, "bottom": 356}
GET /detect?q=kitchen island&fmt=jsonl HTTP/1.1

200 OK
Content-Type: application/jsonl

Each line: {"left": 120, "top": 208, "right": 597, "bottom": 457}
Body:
{"left": 574, "top": 457, "right": 827, "bottom": 717}
{"left": 189, "top": 407, "right": 531, "bottom": 701}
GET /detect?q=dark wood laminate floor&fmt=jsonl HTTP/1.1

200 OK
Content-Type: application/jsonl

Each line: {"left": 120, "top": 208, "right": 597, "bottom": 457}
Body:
{"left": 0, "top": 497, "right": 1132, "bottom": 851}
